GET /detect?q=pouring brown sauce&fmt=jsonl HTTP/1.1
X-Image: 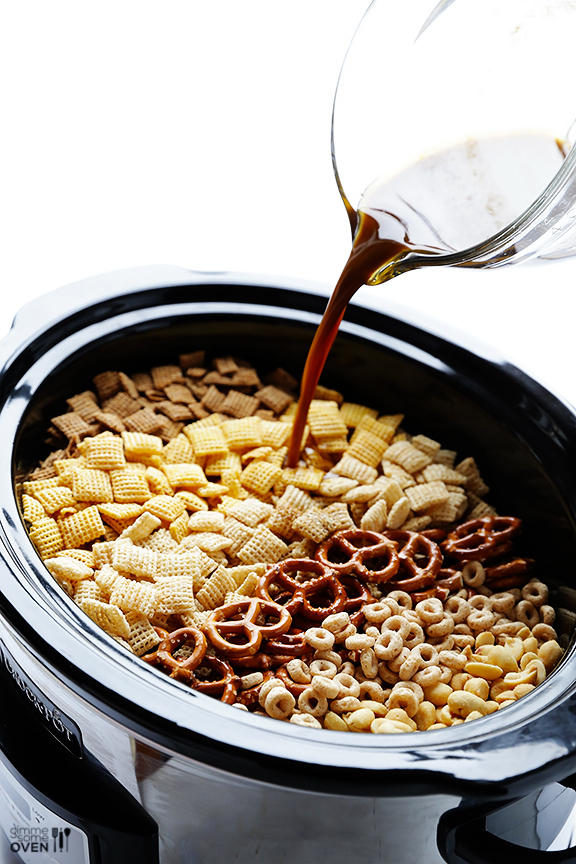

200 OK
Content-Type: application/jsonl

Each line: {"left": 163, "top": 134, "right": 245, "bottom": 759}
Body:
{"left": 287, "top": 133, "right": 566, "bottom": 466}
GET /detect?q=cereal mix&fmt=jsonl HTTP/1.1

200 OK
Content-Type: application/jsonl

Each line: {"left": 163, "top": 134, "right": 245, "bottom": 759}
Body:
{"left": 17, "top": 352, "right": 563, "bottom": 733}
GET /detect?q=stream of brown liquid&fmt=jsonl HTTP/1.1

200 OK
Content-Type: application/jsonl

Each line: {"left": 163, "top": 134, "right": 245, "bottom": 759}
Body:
{"left": 286, "top": 212, "right": 414, "bottom": 466}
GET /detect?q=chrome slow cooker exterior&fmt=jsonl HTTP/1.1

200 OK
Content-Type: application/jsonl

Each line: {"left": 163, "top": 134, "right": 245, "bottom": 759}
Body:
{"left": 1, "top": 266, "right": 576, "bottom": 864}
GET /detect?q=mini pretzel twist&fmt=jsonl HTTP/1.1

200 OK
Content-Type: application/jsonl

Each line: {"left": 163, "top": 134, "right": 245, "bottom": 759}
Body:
{"left": 204, "top": 597, "right": 292, "bottom": 657}
{"left": 381, "top": 530, "right": 443, "bottom": 593}
{"left": 316, "top": 529, "right": 399, "bottom": 584}
{"left": 258, "top": 559, "right": 348, "bottom": 622}
{"left": 192, "top": 655, "right": 241, "bottom": 704}
{"left": 441, "top": 516, "right": 521, "bottom": 562}
{"left": 156, "top": 627, "right": 208, "bottom": 680}
{"left": 484, "top": 557, "right": 534, "bottom": 585}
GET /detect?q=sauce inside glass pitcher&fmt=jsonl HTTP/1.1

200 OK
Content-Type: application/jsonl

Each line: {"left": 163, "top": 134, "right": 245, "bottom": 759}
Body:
{"left": 287, "top": 133, "right": 566, "bottom": 466}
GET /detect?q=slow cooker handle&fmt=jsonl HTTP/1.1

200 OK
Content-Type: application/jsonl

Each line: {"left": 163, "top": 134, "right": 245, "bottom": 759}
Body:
{"left": 438, "top": 797, "right": 576, "bottom": 864}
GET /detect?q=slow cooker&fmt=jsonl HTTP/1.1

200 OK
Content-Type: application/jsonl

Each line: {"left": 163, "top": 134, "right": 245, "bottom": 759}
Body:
{"left": 1, "top": 265, "right": 576, "bottom": 864}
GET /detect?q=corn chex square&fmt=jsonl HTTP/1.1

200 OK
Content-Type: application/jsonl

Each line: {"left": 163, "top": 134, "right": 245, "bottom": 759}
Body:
{"left": 404, "top": 481, "right": 449, "bottom": 513}
{"left": 339, "top": 402, "right": 378, "bottom": 428}
{"left": 33, "top": 486, "right": 77, "bottom": 515}
{"left": 58, "top": 506, "right": 105, "bottom": 548}
{"left": 79, "top": 433, "right": 126, "bottom": 470}
{"left": 384, "top": 441, "right": 433, "bottom": 474}
{"left": 72, "top": 469, "right": 114, "bottom": 503}
{"left": 259, "top": 420, "right": 292, "bottom": 449}
{"left": 185, "top": 424, "right": 229, "bottom": 458}
{"left": 307, "top": 400, "right": 347, "bottom": 441}
{"left": 237, "top": 525, "right": 288, "bottom": 565}
{"left": 163, "top": 463, "right": 207, "bottom": 489}
{"left": 241, "top": 461, "right": 282, "bottom": 495}
{"left": 125, "top": 611, "right": 161, "bottom": 656}
{"left": 109, "top": 469, "right": 152, "bottom": 503}
{"left": 346, "top": 430, "right": 388, "bottom": 467}
{"left": 29, "top": 517, "right": 64, "bottom": 559}
{"left": 332, "top": 454, "right": 378, "bottom": 485}
{"left": 121, "top": 432, "right": 164, "bottom": 460}
{"left": 143, "top": 494, "right": 187, "bottom": 523}
{"left": 110, "top": 577, "right": 157, "bottom": 617}
{"left": 163, "top": 434, "right": 195, "bottom": 464}
{"left": 155, "top": 575, "right": 196, "bottom": 614}
{"left": 112, "top": 540, "right": 160, "bottom": 579}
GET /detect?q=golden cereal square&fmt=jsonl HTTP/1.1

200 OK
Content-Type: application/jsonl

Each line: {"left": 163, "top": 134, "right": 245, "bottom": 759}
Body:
{"left": 339, "top": 402, "right": 379, "bottom": 428}
{"left": 188, "top": 511, "right": 225, "bottom": 532}
{"left": 237, "top": 525, "right": 288, "bottom": 565}
{"left": 72, "top": 469, "right": 114, "bottom": 503}
{"left": 112, "top": 540, "right": 160, "bottom": 579}
{"left": 163, "top": 463, "right": 207, "bottom": 489}
{"left": 345, "top": 430, "right": 388, "bottom": 467}
{"left": 119, "top": 511, "right": 162, "bottom": 543}
{"left": 185, "top": 424, "right": 229, "bottom": 458}
{"left": 33, "top": 486, "right": 77, "bottom": 515}
{"left": 421, "top": 464, "right": 468, "bottom": 485}
{"left": 125, "top": 612, "right": 161, "bottom": 656}
{"left": 381, "top": 460, "right": 416, "bottom": 489}
{"left": 332, "top": 454, "right": 378, "bottom": 485}
{"left": 205, "top": 452, "right": 243, "bottom": 476}
{"left": 218, "top": 497, "right": 274, "bottom": 527}
{"left": 174, "top": 490, "right": 209, "bottom": 512}
{"left": 109, "top": 578, "right": 157, "bottom": 618}
{"left": 411, "top": 434, "right": 441, "bottom": 458}
{"left": 143, "top": 494, "right": 187, "bottom": 523}
{"left": 79, "top": 598, "right": 131, "bottom": 638}
{"left": 259, "top": 420, "right": 292, "bottom": 449}
{"left": 122, "top": 432, "right": 164, "bottom": 460}
{"left": 145, "top": 466, "right": 173, "bottom": 496}
{"left": 80, "top": 433, "right": 126, "bottom": 470}
{"left": 220, "top": 417, "right": 263, "bottom": 451}
{"left": 280, "top": 467, "right": 324, "bottom": 492}
{"left": 58, "top": 506, "right": 105, "bottom": 548}
{"left": 241, "top": 461, "right": 282, "bottom": 495}
{"left": 155, "top": 575, "right": 196, "bottom": 615}
{"left": 29, "top": 516, "right": 64, "bottom": 559}
{"left": 169, "top": 511, "right": 190, "bottom": 544}
{"left": 139, "top": 528, "right": 179, "bottom": 554}
{"left": 313, "top": 385, "right": 344, "bottom": 404}
{"left": 307, "top": 401, "right": 347, "bottom": 441}
{"left": 291, "top": 509, "right": 331, "bottom": 544}
{"left": 195, "top": 567, "right": 238, "bottom": 610}
{"left": 162, "top": 434, "right": 195, "bottom": 464}
{"left": 404, "top": 481, "right": 450, "bottom": 513}
{"left": 110, "top": 469, "right": 152, "bottom": 504}
{"left": 384, "top": 441, "right": 432, "bottom": 474}
{"left": 221, "top": 516, "right": 255, "bottom": 555}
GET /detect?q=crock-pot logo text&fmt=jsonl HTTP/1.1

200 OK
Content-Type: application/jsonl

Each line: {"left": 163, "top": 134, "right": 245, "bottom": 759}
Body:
{"left": 9, "top": 824, "right": 71, "bottom": 854}
{"left": 0, "top": 641, "right": 82, "bottom": 756}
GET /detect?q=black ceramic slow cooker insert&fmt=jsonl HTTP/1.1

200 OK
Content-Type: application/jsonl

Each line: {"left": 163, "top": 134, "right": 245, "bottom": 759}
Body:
{"left": 0, "top": 266, "right": 576, "bottom": 864}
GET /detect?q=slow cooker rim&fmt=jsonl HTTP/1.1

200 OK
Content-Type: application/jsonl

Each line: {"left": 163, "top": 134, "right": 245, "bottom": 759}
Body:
{"left": 1, "top": 270, "right": 576, "bottom": 797}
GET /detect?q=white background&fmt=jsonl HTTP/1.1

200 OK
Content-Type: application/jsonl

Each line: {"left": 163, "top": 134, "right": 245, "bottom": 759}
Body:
{"left": 0, "top": 1, "right": 575, "bottom": 406}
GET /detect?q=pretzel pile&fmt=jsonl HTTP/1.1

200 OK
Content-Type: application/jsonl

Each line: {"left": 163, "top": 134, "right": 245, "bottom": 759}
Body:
{"left": 17, "top": 352, "right": 563, "bottom": 732}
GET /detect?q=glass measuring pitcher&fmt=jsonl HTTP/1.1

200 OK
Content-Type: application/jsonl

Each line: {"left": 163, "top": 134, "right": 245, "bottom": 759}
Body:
{"left": 331, "top": 0, "right": 576, "bottom": 275}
